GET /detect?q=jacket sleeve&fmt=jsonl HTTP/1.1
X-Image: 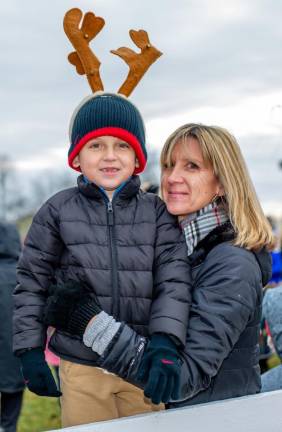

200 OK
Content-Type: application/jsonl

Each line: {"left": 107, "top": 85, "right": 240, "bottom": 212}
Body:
{"left": 149, "top": 197, "right": 192, "bottom": 346}
{"left": 96, "top": 324, "right": 148, "bottom": 385}
{"left": 13, "top": 200, "right": 64, "bottom": 353}
{"left": 175, "top": 244, "right": 262, "bottom": 399}
{"left": 96, "top": 244, "right": 262, "bottom": 401}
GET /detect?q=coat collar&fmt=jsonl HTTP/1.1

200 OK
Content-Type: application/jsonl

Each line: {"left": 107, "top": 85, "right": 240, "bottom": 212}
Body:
{"left": 188, "top": 221, "right": 235, "bottom": 267}
{"left": 77, "top": 174, "right": 141, "bottom": 202}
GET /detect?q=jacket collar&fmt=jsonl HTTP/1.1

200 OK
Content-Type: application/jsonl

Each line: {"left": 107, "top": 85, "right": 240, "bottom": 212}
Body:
{"left": 188, "top": 221, "right": 272, "bottom": 287}
{"left": 77, "top": 174, "right": 141, "bottom": 201}
{"left": 188, "top": 221, "right": 235, "bottom": 267}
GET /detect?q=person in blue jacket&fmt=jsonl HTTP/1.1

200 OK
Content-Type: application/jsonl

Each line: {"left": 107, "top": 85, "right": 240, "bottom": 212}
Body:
{"left": 266, "top": 216, "right": 282, "bottom": 285}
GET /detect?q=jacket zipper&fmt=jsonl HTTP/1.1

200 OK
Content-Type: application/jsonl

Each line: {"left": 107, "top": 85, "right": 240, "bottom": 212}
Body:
{"left": 107, "top": 201, "right": 120, "bottom": 318}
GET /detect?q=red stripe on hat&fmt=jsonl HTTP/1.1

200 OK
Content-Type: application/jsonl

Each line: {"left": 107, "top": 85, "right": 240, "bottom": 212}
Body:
{"left": 68, "top": 127, "right": 146, "bottom": 174}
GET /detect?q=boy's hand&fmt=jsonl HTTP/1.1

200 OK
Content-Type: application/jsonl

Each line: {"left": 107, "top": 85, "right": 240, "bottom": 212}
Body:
{"left": 43, "top": 280, "right": 101, "bottom": 336}
{"left": 137, "top": 334, "right": 182, "bottom": 404}
{"left": 43, "top": 280, "right": 86, "bottom": 332}
{"left": 20, "top": 348, "right": 61, "bottom": 397}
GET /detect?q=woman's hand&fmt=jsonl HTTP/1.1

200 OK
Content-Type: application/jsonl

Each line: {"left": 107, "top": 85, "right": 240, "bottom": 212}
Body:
{"left": 43, "top": 280, "right": 101, "bottom": 336}
{"left": 137, "top": 334, "right": 182, "bottom": 404}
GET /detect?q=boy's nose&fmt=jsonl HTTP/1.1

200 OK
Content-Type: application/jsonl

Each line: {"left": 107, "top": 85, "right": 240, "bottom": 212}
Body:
{"left": 104, "top": 148, "right": 117, "bottom": 160}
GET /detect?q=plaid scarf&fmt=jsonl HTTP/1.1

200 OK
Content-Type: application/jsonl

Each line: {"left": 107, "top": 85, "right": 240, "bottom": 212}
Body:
{"left": 180, "top": 201, "right": 229, "bottom": 256}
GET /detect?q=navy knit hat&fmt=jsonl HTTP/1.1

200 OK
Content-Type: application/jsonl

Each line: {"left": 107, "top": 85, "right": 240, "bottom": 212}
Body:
{"left": 68, "top": 92, "right": 147, "bottom": 174}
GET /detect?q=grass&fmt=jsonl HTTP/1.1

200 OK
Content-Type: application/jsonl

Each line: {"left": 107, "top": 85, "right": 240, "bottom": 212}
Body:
{"left": 18, "top": 389, "right": 61, "bottom": 432}
{"left": 267, "top": 353, "right": 281, "bottom": 369}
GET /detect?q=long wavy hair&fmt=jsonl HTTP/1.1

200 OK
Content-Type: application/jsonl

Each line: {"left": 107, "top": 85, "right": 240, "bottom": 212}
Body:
{"left": 160, "top": 123, "right": 275, "bottom": 251}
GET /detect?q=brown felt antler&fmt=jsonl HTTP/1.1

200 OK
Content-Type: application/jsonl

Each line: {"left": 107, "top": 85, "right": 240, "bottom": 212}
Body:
{"left": 64, "top": 8, "right": 105, "bottom": 93}
{"left": 111, "top": 30, "right": 162, "bottom": 97}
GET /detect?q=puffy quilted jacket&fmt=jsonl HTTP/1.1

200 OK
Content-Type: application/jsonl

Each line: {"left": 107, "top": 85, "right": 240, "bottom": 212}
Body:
{"left": 93, "top": 223, "right": 272, "bottom": 404}
{"left": 0, "top": 223, "right": 25, "bottom": 392}
{"left": 13, "top": 175, "right": 191, "bottom": 363}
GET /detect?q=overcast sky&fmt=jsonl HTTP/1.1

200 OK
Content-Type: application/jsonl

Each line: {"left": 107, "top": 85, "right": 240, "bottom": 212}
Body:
{"left": 1, "top": 0, "right": 282, "bottom": 215}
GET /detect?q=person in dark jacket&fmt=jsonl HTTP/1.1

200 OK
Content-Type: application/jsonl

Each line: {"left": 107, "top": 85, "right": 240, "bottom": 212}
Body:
{"left": 0, "top": 223, "right": 25, "bottom": 432}
{"left": 44, "top": 123, "right": 273, "bottom": 408}
{"left": 261, "top": 286, "right": 282, "bottom": 392}
{"left": 13, "top": 94, "right": 192, "bottom": 427}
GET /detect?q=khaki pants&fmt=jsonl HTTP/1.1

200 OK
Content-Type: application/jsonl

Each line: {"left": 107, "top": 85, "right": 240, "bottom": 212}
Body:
{"left": 60, "top": 360, "right": 164, "bottom": 427}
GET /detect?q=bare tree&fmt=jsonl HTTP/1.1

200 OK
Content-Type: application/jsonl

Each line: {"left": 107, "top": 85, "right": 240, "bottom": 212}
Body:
{"left": 30, "top": 169, "right": 76, "bottom": 210}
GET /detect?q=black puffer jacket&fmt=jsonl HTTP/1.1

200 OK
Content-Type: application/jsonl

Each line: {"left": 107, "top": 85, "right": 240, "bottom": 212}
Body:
{"left": 94, "top": 223, "right": 272, "bottom": 405}
{"left": 13, "top": 175, "right": 191, "bottom": 363}
{"left": 0, "top": 223, "right": 25, "bottom": 393}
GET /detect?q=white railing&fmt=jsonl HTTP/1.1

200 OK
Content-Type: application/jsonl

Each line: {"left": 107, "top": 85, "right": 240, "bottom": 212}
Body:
{"left": 47, "top": 390, "right": 282, "bottom": 432}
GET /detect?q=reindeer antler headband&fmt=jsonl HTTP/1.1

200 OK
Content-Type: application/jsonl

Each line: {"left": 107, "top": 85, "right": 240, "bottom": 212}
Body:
{"left": 64, "top": 8, "right": 162, "bottom": 96}
{"left": 66, "top": 8, "right": 162, "bottom": 174}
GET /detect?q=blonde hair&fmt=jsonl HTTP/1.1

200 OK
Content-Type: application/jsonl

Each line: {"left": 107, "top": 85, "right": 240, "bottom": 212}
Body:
{"left": 160, "top": 123, "right": 275, "bottom": 251}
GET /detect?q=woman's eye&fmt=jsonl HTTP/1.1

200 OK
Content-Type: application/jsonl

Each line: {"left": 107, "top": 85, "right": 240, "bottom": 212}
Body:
{"left": 163, "top": 163, "right": 174, "bottom": 170}
{"left": 186, "top": 162, "right": 198, "bottom": 170}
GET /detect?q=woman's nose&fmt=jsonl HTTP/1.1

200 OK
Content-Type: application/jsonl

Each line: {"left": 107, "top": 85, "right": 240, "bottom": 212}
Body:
{"left": 167, "top": 166, "right": 184, "bottom": 183}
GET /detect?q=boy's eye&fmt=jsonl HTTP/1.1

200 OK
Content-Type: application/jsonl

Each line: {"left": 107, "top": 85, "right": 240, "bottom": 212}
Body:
{"left": 118, "top": 142, "right": 130, "bottom": 149}
{"left": 90, "top": 142, "right": 101, "bottom": 149}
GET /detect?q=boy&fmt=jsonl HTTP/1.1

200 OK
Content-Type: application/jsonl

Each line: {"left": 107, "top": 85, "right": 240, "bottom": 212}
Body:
{"left": 13, "top": 93, "right": 191, "bottom": 426}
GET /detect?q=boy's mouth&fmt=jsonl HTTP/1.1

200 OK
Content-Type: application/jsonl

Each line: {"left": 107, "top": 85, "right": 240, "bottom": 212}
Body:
{"left": 100, "top": 167, "right": 120, "bottom": 173}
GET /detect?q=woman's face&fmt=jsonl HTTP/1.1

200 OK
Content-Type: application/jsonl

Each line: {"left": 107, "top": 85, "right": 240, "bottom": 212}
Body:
{"left": 161, "top": 137, "right": 224, "bottom": 219}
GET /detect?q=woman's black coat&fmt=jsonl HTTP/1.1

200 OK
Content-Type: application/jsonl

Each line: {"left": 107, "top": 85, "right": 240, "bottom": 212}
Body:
{"left": 94, "top": 224, "right": 272, "bottom": 406}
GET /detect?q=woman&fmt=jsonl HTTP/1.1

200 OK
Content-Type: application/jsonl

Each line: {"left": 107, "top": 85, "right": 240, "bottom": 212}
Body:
{"left": 44, "top": 123, "right": 273, "bottom": 407}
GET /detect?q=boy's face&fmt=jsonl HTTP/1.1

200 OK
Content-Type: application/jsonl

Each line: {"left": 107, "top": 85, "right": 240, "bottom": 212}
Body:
{"left": 73, "top": 136, "right": 139, "bottom": 198}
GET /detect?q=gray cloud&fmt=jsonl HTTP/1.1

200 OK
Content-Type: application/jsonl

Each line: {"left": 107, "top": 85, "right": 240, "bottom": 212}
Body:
{"left": 1, "top": 0, "right": 282, "bottom": 211}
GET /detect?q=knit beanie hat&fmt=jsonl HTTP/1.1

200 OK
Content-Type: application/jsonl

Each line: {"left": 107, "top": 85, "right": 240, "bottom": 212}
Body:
{"left": 68, "top": 92, "right": 147, "bottom": 175}
{"left": 63, "top": 7, "right": 162, "bottom": 175}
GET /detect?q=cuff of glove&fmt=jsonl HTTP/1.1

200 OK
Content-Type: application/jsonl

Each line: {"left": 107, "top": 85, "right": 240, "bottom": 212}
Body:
{"left": 19, "top": 347, "right": 45, "bottom": 362}
{"left": 68, "top": 301, "right": 101, "bottom": 337}
{"left": 150, "top": 333, "right": 178, "bottom": 349}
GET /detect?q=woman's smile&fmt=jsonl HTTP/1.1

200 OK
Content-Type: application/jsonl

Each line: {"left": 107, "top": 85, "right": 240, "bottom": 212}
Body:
{"left": 167, "top": 191, "right": 189, "bottom": 200}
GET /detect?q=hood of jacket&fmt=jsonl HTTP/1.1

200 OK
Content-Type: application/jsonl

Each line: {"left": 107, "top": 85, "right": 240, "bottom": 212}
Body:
{"left": 252, "top": 248, "right": 272, "bottom": 287}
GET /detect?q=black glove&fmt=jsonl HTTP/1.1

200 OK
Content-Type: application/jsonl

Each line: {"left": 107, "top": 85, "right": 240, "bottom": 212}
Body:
{"left": 20, "top": 348, "right": 61, "bottom": 397}
{"left": 43, "top": 280, "right": 101, "bottom": 336}
{"left": 137, "top": 334, "right": 182, "bottom": 405}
